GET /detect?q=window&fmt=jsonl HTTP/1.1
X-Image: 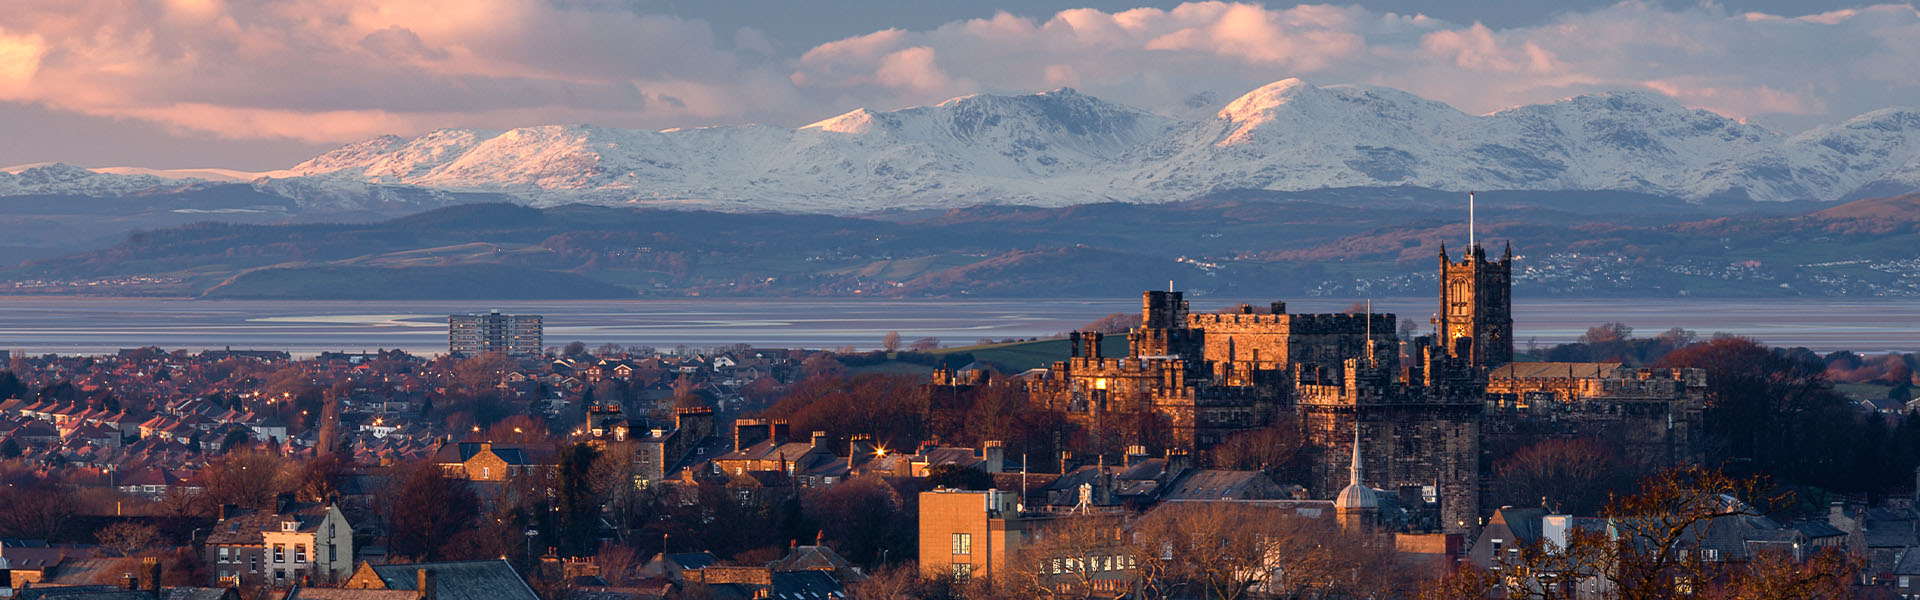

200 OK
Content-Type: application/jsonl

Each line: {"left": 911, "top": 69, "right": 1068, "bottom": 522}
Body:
{"left": 482, "top": 467, "right": 491, "bottom": 479}
{"left": 295, "top": 544, "right": 307, "bottom": 563}
{"left": 329, "top": 544, "right": 337, "bottom": 562}
{"left": 950, "top": 563, "right": 972, "bottom": 584}
{"left": 1703, "top": 548, "right": 1719, "bottom": 562}
{"left": 219, "top": 547, "right": 231, "bottom": 563}
{"left": 952, "top": 533, "right": 972, "bottom": 555}
{"left": 274, "top": 544, "right": 285, "bottom": 563}
{"left": 250, "top": 555, "right": 259, "bottom": 573}
{"left": 1900, "top": 576, "right": 1909, "bottom": 588}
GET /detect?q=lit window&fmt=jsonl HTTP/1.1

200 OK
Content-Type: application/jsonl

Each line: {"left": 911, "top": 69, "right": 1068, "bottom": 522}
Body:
{"left": 952, "top": 533, "right": 972, "bottom": 555}
{"left": 295, "top": 544, "right": 307, "bottom": 563}
{"left": 951, "top": 563, "right": 971, "bottom": 584}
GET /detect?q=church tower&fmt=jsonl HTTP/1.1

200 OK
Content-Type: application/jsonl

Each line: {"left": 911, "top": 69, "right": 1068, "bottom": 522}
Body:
{"left": 1436, "top": 240, "right": 1513, "bottom": 371}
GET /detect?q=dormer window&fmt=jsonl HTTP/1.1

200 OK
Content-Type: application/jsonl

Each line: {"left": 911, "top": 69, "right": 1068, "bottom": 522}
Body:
{"left": 283, "top": 521, "right": 297, "bottom": 532}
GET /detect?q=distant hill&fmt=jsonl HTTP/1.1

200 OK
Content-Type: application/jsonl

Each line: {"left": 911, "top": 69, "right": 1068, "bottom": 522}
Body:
{"left": 2, "top": 191, "right": 1915, "bottom": 299}
{"left": 201, "top": 265, "right": 632, "bottom": 300}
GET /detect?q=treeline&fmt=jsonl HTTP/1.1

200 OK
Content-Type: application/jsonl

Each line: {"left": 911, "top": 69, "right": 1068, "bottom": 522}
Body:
{"left": 1539, "top": 324, "right": 1920, "bottom": 502}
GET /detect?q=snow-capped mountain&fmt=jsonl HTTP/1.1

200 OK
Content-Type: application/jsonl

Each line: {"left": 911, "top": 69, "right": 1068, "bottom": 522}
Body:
{"left": 13, "top": 81, "right": 1920, "bottom": 213}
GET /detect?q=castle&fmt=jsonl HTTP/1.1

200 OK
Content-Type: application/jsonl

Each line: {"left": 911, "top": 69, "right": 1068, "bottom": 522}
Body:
{"left": 936, "top": 240, "right": 1705, "bottom": 534}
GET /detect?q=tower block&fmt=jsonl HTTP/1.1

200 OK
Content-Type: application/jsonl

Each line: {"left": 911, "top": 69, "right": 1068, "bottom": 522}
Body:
{"left": 1436, "top": 242, "right": 1514, "bottom": 371}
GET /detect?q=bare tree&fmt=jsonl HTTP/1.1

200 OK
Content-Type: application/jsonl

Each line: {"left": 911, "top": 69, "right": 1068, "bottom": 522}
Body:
{"left": 1448, "top": 466, "right": 1860, "bottom": 600}
{"left": 882, "top": 331, "right": 902, "bottom": 353}
{"left": 847, "top": 563, "right": 925, "bottom": 600}
{"left": 910, "top": 337, "right": 940, "bottom": 352}
{"left": 1132, "top": 502, "right": 1407, "bottom": 600}
{"left": 1006, "top": 514, "right": 1130, "bottom": 599}
{"left": 96, "top": 522, "right": 160, "bottom": 555}
{"left": 201, "top": 447, "right": 296, "bottom": 509}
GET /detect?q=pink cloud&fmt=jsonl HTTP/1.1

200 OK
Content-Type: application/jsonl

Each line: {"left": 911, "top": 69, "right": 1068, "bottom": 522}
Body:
{"left": 4, "top": 0, "right": 1920, "bottom": 153}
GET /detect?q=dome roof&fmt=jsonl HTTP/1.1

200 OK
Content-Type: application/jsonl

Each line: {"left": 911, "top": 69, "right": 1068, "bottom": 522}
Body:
{"left": 1336, "top": 481, "right": 1378, "bottom": 510}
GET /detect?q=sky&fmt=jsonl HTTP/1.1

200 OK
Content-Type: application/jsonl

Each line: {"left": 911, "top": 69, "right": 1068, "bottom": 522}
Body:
{"left": 0, "top": 0, "right": 1908, "bottom": 170}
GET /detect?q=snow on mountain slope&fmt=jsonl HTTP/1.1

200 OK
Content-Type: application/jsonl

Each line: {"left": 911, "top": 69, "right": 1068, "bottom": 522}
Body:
{"left": 10, "top": 82, "right": 1920, "bottom": 212}
{"left": 0, "top": 163, "right": 205, "bottom": 196}
{"left": 1685, "top": 108, "right": 1920, "bottom": 202}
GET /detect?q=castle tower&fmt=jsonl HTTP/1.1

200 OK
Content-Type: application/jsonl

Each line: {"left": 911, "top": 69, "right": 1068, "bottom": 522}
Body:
{"left": 1436, "top": 241, "right": 1513, "bottom": 371}
{"left": 1335, "top": 431, "right": 1378, "bottom": 532}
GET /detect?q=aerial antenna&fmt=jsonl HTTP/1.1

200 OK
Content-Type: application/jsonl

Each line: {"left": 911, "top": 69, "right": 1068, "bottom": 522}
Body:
{"left": 1468, "top": 192, "right": 1476, "bottom": 249}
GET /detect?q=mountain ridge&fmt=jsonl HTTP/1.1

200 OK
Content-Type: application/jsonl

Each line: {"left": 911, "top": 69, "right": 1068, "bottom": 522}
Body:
{"left": 10, "top": 81, "right": 1920, "bottom": 214}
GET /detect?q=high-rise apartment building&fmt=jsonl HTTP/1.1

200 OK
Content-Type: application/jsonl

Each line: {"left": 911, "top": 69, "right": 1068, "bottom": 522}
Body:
{"left": 448, "top": 310, "right": 543, "bottom": 356}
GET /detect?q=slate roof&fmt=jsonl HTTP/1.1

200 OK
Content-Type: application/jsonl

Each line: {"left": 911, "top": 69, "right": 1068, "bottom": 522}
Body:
{"left": 430, "top": 442, "right": 553, "bottom": 466}
{"left": 768, "top": 545, "right": 850, "bottom": 573}
{"left": 665, "top": 552, "right": 717, "bottom": 570}
{"left": 1160, "top": 470, "right": 1282, "bottom": 500}
{"left": 769, "top": 571, "right": 844, "bottom": 600}
{"left": 287, "top": 589, "right": 418, "bottom": 600}
{"left": 362, "top": 559, "right": 540, "bottom": 600}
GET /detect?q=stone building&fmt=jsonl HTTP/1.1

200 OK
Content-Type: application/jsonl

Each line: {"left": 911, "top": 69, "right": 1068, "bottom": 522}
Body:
{"left": 937, "top": 237, "right": 1706, "bottom": 535}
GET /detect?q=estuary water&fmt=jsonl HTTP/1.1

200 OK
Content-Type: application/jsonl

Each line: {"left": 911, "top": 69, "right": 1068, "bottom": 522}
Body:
{"left": 0, "top": 296, "right": 1913, "bottom": 357}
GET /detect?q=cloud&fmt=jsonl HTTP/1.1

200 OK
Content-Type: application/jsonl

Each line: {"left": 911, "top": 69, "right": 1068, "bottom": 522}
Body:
{"left": 789, "top": 2, "right": 1920, "bottom": 130}
{"left": 2, "top": 0, "right": 1918, "bottom": 155}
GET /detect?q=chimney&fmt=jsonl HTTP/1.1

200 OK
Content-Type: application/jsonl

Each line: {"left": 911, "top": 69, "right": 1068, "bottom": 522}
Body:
{"left": 1125, "top": 445, "right": 1148, "bottom": 467}
{"left": 811, "top": 431, "right": 828, "bottom": 449}
{"left": 770, "top": 420, "right": 790, "bottom": 445}
{"left": 982, "top": 441, "right": 1004, "bottom": 474}
{"left": 479, "top": 442, "right": 492, "bottom": 453}
{"left": 1270, "top": 301, "right": 1287, "bottom": 314}
{"left": 1, "top": 556, "right": 13, "bottom": 598}
{"left": 848, "top": 435, "right": 873, "bottom": 469}
{"left": 145, "top": 557, "right": 161, "bottom": 593}
{"left": 219, "top": 504, "right": 237, "bottom": 522}
{"left": 417, "top": 569, "right": 437, "bottom": 600}
{"left": 1165, "top": 449, "right": 1193, "bottom": 480}
{"left": 1069, "top": 332, "right": 1083, "bottom": 358}
{"left": 124, "top": 572, "right": 139, "bottom": 591}
{"left": 1088, "top": 333, "right": 1104, "bottom": 360}
{"left": 734, "top": 419, "right": 770, "bottom": 452}
{"left": 276, "top": 492, "right": 296, "bottom": 514}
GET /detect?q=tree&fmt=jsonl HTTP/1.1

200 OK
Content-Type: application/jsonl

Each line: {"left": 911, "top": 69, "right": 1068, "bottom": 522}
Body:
{"left": 910, "top": 337, "right": 941, "bottom": 352}
{"left": 1079, "top": 312, "right": 1134, "bottom": 335}
{"left": 383, "top": 460, "right": 481, "bottom": 561}
{"left": 1007, "top": 513, "right": 1129, "bottom": 599}
{"left": 295, "top": 452, "right": 346, "bottom": 503}
{"left": 847, "top": 563, "right": 926, "bottom": 600}
{"left": 1495, "top": 437, "right": 1633, "bottom": 516}
{"left": 882, "top": 331, "right": 902, "bottom": 353}
{"left": 1465, "top": 466, "right": 1860, "bottom": 600}
{"left": 96, "top": 522, "right": 160, "bottom": 555}
{"left": 0, "top": 481, "right": 74, "bottom": 539}
{"left": 1130, "top": 502, "right": 1406, "bottom": 600}
{"left": 201, "top": 447, "right": 296, "bottom": 510}
{"left": 556, "top": 443, "right": 603, "bottom": 556}
{"left": 804, "top": 478, "right": 911, "bottom": 566}
{"left": 1656, "top": 336, "right": 1856, "bottom": 489}
{"left": 1208, "top": 419, "right": 1302, "bottom": 476}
